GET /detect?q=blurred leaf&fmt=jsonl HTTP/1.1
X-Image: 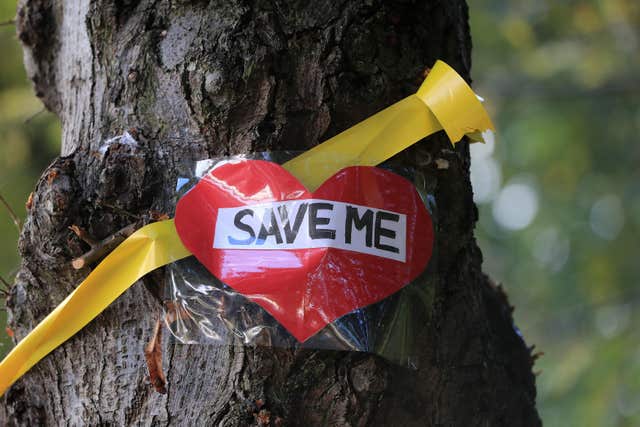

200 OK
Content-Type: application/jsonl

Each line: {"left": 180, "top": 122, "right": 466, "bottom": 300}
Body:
{"left": 471, "top": 0, "right": 639, "bottom": 424}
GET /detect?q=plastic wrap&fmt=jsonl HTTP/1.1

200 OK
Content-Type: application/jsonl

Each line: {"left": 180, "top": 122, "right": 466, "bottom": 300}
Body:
{"left": 165, "top": 153, "right": 438, "bottom": 368}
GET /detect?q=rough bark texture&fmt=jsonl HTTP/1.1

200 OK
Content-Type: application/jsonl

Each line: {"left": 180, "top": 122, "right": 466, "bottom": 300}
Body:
{"left": 2, "top": 1, "right": 540, "bottom": 425}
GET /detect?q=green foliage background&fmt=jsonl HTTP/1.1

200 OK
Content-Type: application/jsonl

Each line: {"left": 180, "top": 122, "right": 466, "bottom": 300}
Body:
{"left": 470, "top": 1, "right": 639, "bottom": 426}
{"left": 0, "top": 1, "right": 638, "bottom": 425}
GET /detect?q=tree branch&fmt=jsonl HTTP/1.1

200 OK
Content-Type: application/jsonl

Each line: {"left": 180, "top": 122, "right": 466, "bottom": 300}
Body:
{"left": 23, "top": 107, "right": 46, "bottom": 124}
{"left": 0, "top": 193, "right": 21, "bottom": 233}
{"left": 0, "top": 274, "right": 9, "bottom": 298}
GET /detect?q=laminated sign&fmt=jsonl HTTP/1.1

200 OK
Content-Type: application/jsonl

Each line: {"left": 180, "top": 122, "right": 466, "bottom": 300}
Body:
{"left": 174, "top": 160, "right": 434, "bottom": 341}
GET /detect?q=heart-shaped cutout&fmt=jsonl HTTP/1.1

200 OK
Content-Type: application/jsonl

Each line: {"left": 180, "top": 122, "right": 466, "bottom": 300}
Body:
{"left": 174, "top": 159, "right": 433, "bottom": 342}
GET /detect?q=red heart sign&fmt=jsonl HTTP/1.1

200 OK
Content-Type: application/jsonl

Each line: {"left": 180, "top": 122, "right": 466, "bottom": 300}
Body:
{"left": 174, "top": 160, "right": 433, "bottom": 342}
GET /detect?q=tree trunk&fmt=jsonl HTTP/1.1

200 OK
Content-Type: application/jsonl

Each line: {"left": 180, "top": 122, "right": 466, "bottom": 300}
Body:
{"left": 2, "top": 0, "right": 540, "bottom": 425}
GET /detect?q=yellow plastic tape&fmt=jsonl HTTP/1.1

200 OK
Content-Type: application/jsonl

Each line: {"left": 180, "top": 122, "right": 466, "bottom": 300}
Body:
{"left": 0, "top": 221, "right": 191, "bottom": 395}
{"left": 285, "top": 60, "right": 493, "bottom": 190}
{"left": 0, "top": 60, "right": 493, "bottom": 396}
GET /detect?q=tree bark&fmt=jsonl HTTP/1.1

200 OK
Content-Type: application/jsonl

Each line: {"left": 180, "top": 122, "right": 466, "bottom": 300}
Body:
{"left": 2, "top": 0, "right": 540, "bottom": 425}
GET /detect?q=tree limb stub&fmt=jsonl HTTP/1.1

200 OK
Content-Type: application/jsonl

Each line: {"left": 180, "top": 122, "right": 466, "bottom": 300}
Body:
{"left": 70, "top": 222, "right": 138, "bottom": 269}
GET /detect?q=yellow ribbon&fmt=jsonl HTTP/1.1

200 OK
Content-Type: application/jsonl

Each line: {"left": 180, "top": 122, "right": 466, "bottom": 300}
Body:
{"left": 286, "top": 61, "right": 493, "bottom": 190}
{"left": 0, "top": 60, "right": 493, "bottom": 396}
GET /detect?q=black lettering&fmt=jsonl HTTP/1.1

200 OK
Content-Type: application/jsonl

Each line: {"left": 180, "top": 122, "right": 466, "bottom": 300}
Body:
{"left": 345, "top": 206, "right": 374, "bottom": 247}
{"left": 308, "top": 202, "right": 336, "bottom": 240}
{"left": 228, "top": 209, "right": 256, "bottom": 245}
{"left": 256, "top": 208, "right": 284, "bottom": 245}
{"left": 278, "top": 203, "right": 308, "bottom": 244}
{"left": 374, "top": 211, "right": 400, "bottom": 253}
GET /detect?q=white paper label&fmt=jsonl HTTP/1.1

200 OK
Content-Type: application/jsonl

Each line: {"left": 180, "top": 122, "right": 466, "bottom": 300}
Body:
{"left": 213, "top": 199, "right": 407, "bottom": 262}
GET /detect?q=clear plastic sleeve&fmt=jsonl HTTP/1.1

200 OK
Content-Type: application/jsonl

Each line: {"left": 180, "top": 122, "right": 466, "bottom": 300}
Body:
{"left": 164, "top": 152, "right": 437, "bottom": 368}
